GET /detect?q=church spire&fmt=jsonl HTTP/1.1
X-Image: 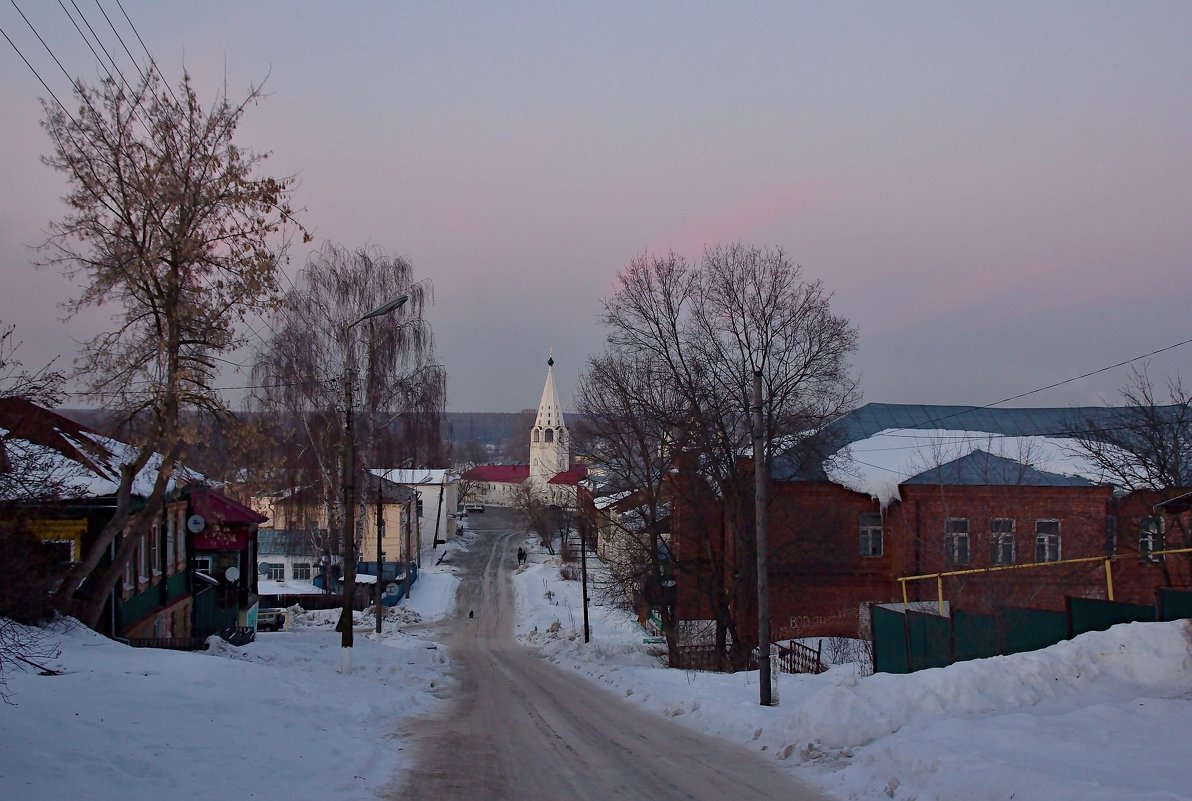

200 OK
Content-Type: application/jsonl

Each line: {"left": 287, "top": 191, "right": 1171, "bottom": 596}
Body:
{"left": 530, "top": 352, "right": 569, "bottom": 483}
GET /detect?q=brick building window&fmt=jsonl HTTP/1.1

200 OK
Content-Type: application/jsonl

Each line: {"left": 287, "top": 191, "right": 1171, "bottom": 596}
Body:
{"left": 859, "top": 513, "right": 883, "bottom": 557}
{"left": 293, "top": 562, "right": 312, "bottom": 580}
{"left": 945, "top": 518, "right": 970, "bottom": 565}
{"left": 1035, "top": 520, "right": 1061, "bottom": 562}
{"left": 990, "top": 518, "right": 1015, "bottom": 565}
{"left": 1139, "top": 517, "right": 1162, "bottom": 561}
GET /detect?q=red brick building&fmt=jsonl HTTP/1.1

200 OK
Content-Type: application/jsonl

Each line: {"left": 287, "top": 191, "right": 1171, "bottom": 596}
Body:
{"left": 669, "top": 403, "right": 1192, "bottom": 646}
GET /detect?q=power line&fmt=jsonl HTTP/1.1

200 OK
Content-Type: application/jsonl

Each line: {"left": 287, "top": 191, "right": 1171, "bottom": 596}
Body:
{"left": 876, "top": 335, "right": 1192, "bottom": 439}
{"left": 0, "top": 18, "right": 77, "bottom": 124}
{"left": 114, "top": 0, "right": 178, "bottom": 106}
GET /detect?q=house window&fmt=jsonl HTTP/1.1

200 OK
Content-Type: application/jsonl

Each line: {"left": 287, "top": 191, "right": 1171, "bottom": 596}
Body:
{"left": 1139, "top": 517, "right": 1163, "bottom": 561}
{"left": 175, "top": 508, "right": 187, "bottom": 569}
{"left": 267, "top": 563, "right": 285, "bottom": 581}
{"left": 1035, "top": 520, "right": 1061, "bottom": 562}
{"left": 166, "top": 513, "right": 176, "bottom": 570}
{"left": 859, "top": 513, "right": 883, "bottom": 557}
{"left": 149, "top": 524, "right": 161, "bottom": 575}
{"left": 945, "top": 518, "right": 970, "bottom": 566}
{"left": 293, "top": 562, "right": 311, "bottom": 580}
{"left": 990, "top": 518, "right": 1015, "bottom": 566}
{"left": 192, "top": 556, "right": 212, "bottom": 574}
{"left": 123, "top": 551, "right": 134, "bottom": 589}
{"left": 1105, "top": 516, "right": 1117, "bottom": 557}
{"left": 137, "top": 533, "right": 148, "bottom": 580}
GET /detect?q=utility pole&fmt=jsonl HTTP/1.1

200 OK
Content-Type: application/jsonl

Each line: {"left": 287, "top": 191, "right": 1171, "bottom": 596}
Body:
{"left": 753, "top": 370, "right": 774, "bottom": 706}
{"left": 580, "top": 513, "right": 590, "bottom": 643}
{"left": 375, "top": 473, "right": 383, "bottom": 634}
{"left": 339, "top": 292, "right": 408, "bottom": 675}
{"left": 341, "top": 360, "right": 356, "bottom": 673}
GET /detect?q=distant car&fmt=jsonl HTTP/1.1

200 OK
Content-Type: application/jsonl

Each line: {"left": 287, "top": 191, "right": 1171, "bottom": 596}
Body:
{"left": 257, "top": 608, "right": 285, "bottom": 632}
{"left": 465, "top": 503, "right": 485, "bottom": 513}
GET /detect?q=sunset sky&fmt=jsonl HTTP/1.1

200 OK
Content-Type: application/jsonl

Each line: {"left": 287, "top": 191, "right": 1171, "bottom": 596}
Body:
{"left": 2, "top": 2, "right": 1189, "bottom": 413}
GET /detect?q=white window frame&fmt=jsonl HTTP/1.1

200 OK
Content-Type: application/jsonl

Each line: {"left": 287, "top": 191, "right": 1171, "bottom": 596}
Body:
{"left": 193, "top": 556, "right": 213, "bottom": 574}
{"left": 859, "top": 513, "right": 883, "bottom": 558}
{"left": 945, "top": 518, "right": 970, "bottom": 566}
{"left": 175, "top": 508, "right": 187, "bottom": 569}
{"left": 1139, "top": 517, "right": 1162, "bottom": 561}
{"left": 1035, "top": 520, "right": 1061, "bottom": 563}
{"left": 293, "top": 562, "right": 312, "bottom": 580}
{"left": 990, "top": 518, "right": 1015, "bottom": 566}
{"left": 267, "top": 563, "right": 285, "bottom": 581}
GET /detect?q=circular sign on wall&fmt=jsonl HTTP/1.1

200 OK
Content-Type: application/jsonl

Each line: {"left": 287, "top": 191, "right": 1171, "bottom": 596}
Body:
{"left": 187, "top": 514, "right": 206, "bottom": 533}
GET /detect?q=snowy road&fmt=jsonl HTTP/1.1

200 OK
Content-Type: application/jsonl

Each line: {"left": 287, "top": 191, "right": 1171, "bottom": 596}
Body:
{"left": 397, "top": 510, "right": 830, "bottom": 801}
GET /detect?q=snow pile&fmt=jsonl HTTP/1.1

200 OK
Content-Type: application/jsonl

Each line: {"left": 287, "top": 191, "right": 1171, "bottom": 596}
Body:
{"left": 514, "top": 549, "right": 1192, "bottom": 801}
{"left": 0, "top": 557, "right": 460, "bottom": 801}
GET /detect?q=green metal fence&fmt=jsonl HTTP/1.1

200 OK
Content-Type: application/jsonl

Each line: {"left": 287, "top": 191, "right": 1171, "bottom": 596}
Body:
{"left": 1158, "top": 588, "right": 1192, "bottom": 621}
{"left": 873, "top": 594, "right": 1179, "bottom": 675}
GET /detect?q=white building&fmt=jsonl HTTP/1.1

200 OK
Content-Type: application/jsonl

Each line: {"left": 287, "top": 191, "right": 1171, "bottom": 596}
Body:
{"left": 463, "top": 355, "right": 586, "bottom": 507}
{"left": 369, "top": 468, "right": 459, "bottom": 554}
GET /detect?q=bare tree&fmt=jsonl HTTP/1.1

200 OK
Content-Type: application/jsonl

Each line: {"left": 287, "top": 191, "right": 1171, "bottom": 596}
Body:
{"left": 510, "top": 480, "right": 557, "bottom": 555}
{"left": 597, "top": 244, "right": 859, "bottom": 667}
{"left": 249, "top": 242, "right": 446, "bottom": 556}
{"left": 574, "top": 350, "right": 683, "bottom": 648}
{"left": 1069, "top": 369, "right": 1191, "bottom": 495}
{"left": 41, "top": 69, "right": 301, "bottom": 628}
{"left": 1069, "top": 368, "right": 1192, "bottom": 564}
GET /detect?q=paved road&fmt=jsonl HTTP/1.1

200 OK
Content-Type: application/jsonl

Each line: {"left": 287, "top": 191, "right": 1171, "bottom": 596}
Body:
{"left": 397, "top": 508, "right": 832, "bottom": 801}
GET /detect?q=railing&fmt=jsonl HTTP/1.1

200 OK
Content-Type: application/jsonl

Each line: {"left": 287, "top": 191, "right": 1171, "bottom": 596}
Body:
{"left": 670, "top": 644, "right": 726, "bottom": 672}
{"left": 126, "top": 637, "right": 208, "bottom": 651}
{"left": 776, "top": 639, "right": 825, "bottom": 674}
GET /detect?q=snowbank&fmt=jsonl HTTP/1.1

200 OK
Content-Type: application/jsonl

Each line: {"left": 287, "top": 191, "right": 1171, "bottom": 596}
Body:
{"left": 513, "top": 546, "right": 1192, "bottom": 801}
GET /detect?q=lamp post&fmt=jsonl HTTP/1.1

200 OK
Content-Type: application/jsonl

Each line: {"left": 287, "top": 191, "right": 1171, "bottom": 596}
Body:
{"left": 341, "top": 292, "right": 408, "bottom": 674}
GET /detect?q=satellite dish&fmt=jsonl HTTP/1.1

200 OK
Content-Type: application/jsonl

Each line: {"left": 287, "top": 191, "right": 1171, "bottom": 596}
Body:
{"left": 225, "top": 566, "right": 240, "bottom": 582}
{"left": 258, "top": 563, "right": 271, "bottom": 575}
{"left": 384, "top": 583, "right": 399, "bottom": 595}
{"left": 187, "top": 514, "right": 206, "bottom": 533}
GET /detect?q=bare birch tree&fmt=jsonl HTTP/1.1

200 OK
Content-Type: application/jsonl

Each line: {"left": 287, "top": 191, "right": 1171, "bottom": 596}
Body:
{"left": 41, "top": 68, "right": 301, "bottom": 628}
{"left": 249, "top": 242, "right": 446, "bottom": 557}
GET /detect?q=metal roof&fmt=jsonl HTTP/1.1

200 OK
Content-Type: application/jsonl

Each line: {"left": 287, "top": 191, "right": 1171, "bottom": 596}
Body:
{"left": 902, "top": 449, "right": 1096, "bottom": 487}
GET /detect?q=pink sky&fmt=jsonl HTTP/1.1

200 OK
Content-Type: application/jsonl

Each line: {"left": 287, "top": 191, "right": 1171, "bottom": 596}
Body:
{"left": 1, "top": 2, "right": 1189, "bottom": 412}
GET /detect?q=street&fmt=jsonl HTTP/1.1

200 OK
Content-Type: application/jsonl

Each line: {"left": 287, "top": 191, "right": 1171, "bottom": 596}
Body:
{"left": 396, "top": 507, "right": 830, "bottom": 801}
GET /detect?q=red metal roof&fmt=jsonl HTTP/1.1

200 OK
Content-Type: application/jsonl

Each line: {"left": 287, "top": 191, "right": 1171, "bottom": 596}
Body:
{"left": 548, "top": 464, "right": 589, "bottom": 485}
{"left": 188, "top": 487, "right": 268, "bottom": 525}
{"left": 463, "top": 464, "right": 531, "bottom": 483}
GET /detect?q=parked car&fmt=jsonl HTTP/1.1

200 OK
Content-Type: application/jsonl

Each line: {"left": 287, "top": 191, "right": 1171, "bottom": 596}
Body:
{"left": 257, "top": 608, "right": 285, "bottom": 631}
{"left": 465, "top": 503, "right": 485, "bottom": 513}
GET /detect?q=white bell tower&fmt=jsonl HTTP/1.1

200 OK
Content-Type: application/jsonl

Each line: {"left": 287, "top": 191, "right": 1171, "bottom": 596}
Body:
{"left": 529, "top": 353, "right": 569, "bottom": 485}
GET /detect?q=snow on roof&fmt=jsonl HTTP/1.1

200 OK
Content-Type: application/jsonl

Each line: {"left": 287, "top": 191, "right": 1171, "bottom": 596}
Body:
{"left": 0, "top": 399, "right": 203, "bottom": 500}
{"left": 826, "top": 428, "right": 1112, "bottom": 505}
{"left": 595, "top": 490, "right": 633, "bottom": 510}
{"left": 369, "top": 468, "right": 456, "bottom": 485}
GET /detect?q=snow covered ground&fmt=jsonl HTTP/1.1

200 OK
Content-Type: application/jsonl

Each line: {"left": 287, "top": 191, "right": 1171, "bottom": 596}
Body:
{"left": 0, "top": 543, "right": 462, "bottom": 801}
{"left": 3, "top": 524, "right": 1191, "bottom": 801}
{"left": 511, "top": 539, "right": 1192, "bottom": 801}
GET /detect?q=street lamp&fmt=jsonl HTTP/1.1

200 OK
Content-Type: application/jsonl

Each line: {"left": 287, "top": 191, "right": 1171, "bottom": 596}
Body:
{"left": 341, "top": 292, "right": 408, "bottom": 674}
